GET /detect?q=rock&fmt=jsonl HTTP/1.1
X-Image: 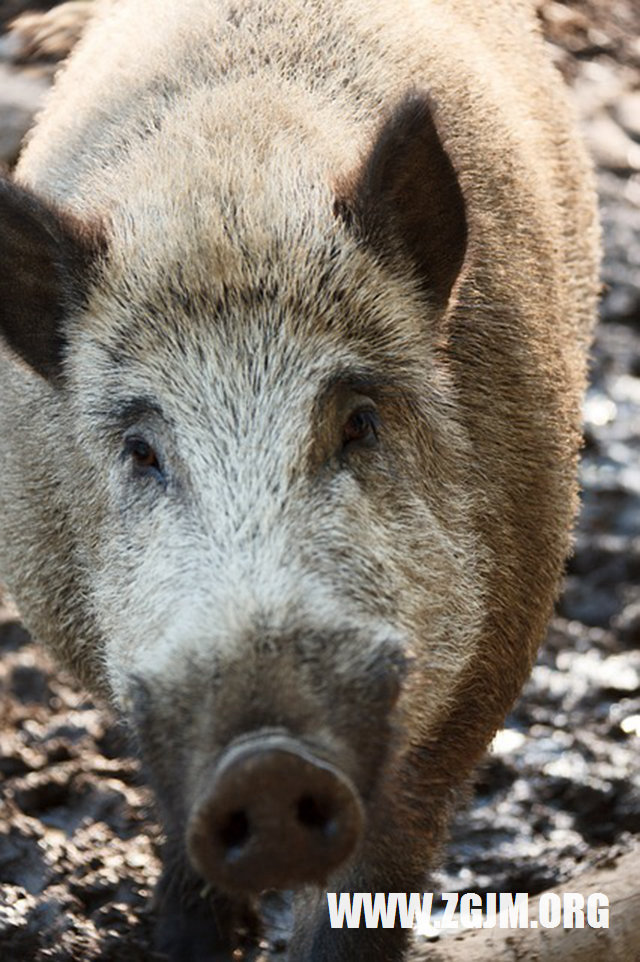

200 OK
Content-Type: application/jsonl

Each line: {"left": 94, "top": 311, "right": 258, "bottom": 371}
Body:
{"left": 614, "top": 90, "right": 640, "bottom": 142}
{"left": 585, "top": 110, "right": 640, "bottom": 172}
{"left": 614, "top": 599, "right": 640, "bottom": 645}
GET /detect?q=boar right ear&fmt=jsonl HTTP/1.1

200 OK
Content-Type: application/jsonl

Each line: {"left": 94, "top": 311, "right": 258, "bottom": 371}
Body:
{"left": 334, "top": 91, "right": 467, "bottom": 310}
{"left": 0, "top": 177, "right": 103, "bottom": 383}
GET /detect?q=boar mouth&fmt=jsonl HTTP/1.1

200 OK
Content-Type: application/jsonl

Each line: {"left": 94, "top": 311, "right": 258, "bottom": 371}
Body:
{"left": 186, "top": 732, "right": 364, "bottom": 894}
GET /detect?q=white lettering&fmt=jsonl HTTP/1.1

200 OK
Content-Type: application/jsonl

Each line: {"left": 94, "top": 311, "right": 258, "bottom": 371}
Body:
{"left": 539, "top": 892, "right": 562, "bottom": 928}
{"left": 587, "top": 893, "right": 609, "bottom": 928}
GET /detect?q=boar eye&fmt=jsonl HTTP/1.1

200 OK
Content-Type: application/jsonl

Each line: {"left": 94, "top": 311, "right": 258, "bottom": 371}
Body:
{"left": 123, "top": 436, "right": 164, "bottom": 481}
{"left": 342, "top": 408, "right": 379, "bottom": 450}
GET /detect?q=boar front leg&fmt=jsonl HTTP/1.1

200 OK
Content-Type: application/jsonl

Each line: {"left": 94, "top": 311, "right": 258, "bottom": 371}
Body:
{"left": 153, "top": 846, "right": 260, "bottom": 962}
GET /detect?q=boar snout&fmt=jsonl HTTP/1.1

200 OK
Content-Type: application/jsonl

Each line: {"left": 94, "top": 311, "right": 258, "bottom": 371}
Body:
{"left": 186, "top": 733, "right": 364, "bottom": 893}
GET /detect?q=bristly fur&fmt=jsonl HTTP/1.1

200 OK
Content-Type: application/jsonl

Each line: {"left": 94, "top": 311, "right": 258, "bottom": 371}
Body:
{"left": 0, "top": 1, "right": 599, "bottom": 960}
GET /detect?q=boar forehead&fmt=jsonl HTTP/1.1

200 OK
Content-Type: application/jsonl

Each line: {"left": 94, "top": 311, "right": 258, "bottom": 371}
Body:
{"left": 83, "top": 222, "right": 434, "bottom": 372}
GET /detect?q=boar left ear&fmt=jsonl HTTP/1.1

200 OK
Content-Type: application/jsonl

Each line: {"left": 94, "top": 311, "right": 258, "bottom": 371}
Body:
{"left": 334, "top": 91, "right": 467, "bottom": 310}
{"left": 0, "top": 177, "right": 103, "bottom": 383}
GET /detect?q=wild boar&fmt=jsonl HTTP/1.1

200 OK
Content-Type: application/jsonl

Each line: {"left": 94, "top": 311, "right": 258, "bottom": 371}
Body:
{"left": 0, "top": 0, "right": 599, "bottom": 959}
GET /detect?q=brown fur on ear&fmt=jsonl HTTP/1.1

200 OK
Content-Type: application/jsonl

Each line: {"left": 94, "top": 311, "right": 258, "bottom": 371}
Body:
{"left": 335, "top": 91, "right": 467, "bottom": 309}
{"left": 0, "top": 177, "right": 104, "bottom": 382}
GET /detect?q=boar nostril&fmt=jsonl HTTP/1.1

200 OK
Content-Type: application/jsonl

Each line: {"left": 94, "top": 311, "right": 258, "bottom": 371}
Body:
{"left": 218, "top": 809, "right": 251, "bottom": 858}
{"left": 296, "top": 793, "right": 336, "bottom": 837}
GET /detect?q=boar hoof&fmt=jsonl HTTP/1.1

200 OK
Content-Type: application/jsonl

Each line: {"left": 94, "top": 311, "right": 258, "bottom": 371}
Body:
{"left": 187, "top": 734, "right": 364, "bottom": 893}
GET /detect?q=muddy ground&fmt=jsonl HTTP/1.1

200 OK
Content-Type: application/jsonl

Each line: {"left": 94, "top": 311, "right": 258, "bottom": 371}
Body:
{"left": 1, "top": 1, "right": 639, "bottom": 959}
